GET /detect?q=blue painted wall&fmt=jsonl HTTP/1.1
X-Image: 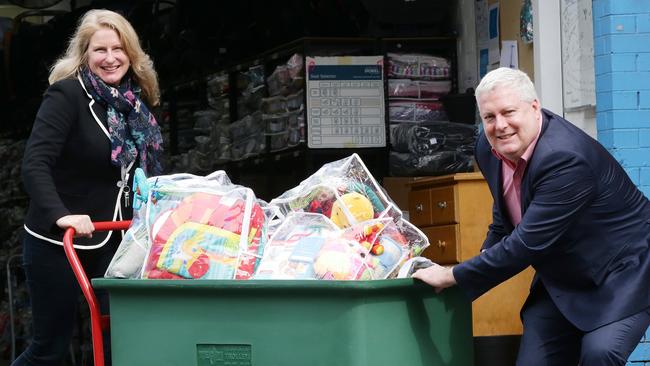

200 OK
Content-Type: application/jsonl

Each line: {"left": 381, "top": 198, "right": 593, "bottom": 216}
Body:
{"left": 593, "top": 0, "right": 650, "bottom": 200}
{"left": 593, "top": 1, "right": 650, "bottom": 364}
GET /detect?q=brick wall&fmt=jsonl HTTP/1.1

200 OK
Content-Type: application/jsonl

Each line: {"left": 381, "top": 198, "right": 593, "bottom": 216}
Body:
{"left": 628, "top": 328, "right": 650, "bottom": 364}
{"left": 592, "top": 1, "right": 650, "bottom": 364}
{"left": 593, "top": 0, "right": 650, "bottom": 199}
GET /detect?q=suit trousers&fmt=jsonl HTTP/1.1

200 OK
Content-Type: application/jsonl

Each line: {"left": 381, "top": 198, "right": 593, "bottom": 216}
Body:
{"left": 11, "top": 232, "right": 117, "bottom": 366}
{"left": 516, "top": 283, "right": 650, "bottom": 366}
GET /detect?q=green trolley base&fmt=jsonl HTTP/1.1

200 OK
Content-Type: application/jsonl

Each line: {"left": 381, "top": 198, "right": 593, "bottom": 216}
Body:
{"left": 93, "top": 278, "right": 473, "bottom": 366}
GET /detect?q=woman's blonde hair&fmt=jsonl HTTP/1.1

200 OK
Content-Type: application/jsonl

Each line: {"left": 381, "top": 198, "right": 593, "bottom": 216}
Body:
{"left": 49, "top": 9, "right": 160, "bottom": 106}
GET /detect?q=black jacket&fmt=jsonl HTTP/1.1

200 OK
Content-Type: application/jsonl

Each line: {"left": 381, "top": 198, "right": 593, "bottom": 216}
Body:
{"left": 22, "top": 76, "right": 135, "bottom": 248}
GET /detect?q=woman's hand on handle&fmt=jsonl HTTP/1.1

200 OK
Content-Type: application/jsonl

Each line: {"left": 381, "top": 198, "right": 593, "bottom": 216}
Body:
{"left": 56, "top": 214, "right": 94, "bottom": 238}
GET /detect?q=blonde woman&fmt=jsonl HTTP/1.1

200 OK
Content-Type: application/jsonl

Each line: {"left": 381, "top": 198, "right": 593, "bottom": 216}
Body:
{"left": 17, "top": 9, "right": 162, "bottom": 365}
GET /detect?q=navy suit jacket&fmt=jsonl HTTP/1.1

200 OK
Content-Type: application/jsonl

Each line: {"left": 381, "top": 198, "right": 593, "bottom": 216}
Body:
{"left": 453, "top": 109, "right": 650, "bottom": 331}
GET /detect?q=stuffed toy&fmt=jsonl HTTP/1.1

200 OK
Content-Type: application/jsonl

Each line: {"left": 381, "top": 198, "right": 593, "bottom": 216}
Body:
{"left": 330, "top": 192, "right": 374, "bottom": 228}
{"left": 313, "top": 239, "right": 368, "bottom": 280}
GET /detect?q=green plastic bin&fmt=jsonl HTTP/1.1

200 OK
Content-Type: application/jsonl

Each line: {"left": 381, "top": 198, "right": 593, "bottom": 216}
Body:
{"left": 93, "top": 278, "right": 473, "bottom": 366}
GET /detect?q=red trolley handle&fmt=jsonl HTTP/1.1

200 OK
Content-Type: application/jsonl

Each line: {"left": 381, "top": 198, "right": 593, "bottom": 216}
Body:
{"left": 63, "top": 220, "right": 131, "bottom": 366}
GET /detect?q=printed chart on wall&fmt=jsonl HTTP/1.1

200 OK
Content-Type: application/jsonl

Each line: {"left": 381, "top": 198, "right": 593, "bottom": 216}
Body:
{"left": 306, "top": 56, "right": 386, "bottom": 148}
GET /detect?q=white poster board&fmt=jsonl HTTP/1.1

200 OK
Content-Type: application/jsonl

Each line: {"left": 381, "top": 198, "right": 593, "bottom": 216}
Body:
{"left": 561, "top": 0, "right": 596, "bottom": 110}
{"left": 306, "top": 56, "right": 386, "bottom": 148}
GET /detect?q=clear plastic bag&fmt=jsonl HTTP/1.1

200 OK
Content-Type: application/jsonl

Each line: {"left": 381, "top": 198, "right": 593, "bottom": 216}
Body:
{"left": 109, "top": 169, "right": 269, "bottom": 280}
{"left": 387, "top": 53, "right": 451, "bottom": 80}
{"left": 229, "top": 111, "right": 264, "bottom": 141}
{"left": 207, "top": 94, "right": 230, "bottom": 116}
{"left": 237, "top": 65, "right": 265, "bottom": 91}
{"left": 263, "top": 113, "right": 289, "bottom": 133}
{"left": 261, "top": 96, "right": 287, "bottom": 115}
{"left": 193, "top": 109, "right": 220, "bottom": 135}
{"left": 230, "top": 133, "right": 265, "bottom": 161}
{"left": 268, "top": 131, "right": 290, "bottom": 152}
{"left": 286, "top": 53, "right": 304, "bottom": 79}
{"left": 254, "top": 212, "right": 373, "bottom": 280}
{"left": 288, "top": 127, "right": 301, "bottom": 147}
{"left": 206, "top": 73, "right": 229, "bottom": 97}
{"left": 340, "top": 218, "right": 402, "bottom": 279}
{"left": 286, "top": 89, "right": 304, "bottom": 110}
{"left": 105, "top": 196, "right": 150, "bottom": 279}
{"left": 254, "top": 212, "right": 341, "bottom": 279}
{"left": 266, "top": 65, "right": 291, "bottom": 97}
{"left": 389, "top": 100, "right": 448, "bottom": 123}
{"left": 268, "top": 154, "right": 429, "bottom": 278}
{"left": 254, "top": 213, "right": 428, "bottom": 280}
{"left": 270, "top": 154, "right": 399, "bottom": 228}
{"left": 104, "top": 169, "right": 230, "bottom": 279}
{"left": 237, "top": 84, "right": 266, "bottom": 117}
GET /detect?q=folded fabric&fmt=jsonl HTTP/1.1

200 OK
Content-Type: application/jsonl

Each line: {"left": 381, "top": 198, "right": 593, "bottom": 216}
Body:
{"left": 389, "top": 100, "right": 448, "bottom": 123}
{"left": 388, "top": 79, "right": 452, "bottom": 99}
{"left": 390, "top": 121, "right": 477, "bottom": 154}
{"left": 389, "top": 150, "right": 474, "bottom": 176}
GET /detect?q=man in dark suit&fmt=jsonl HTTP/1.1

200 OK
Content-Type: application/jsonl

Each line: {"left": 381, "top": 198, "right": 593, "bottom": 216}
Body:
{"left": 413, "top": 67, "right": 650, "bottom": 365}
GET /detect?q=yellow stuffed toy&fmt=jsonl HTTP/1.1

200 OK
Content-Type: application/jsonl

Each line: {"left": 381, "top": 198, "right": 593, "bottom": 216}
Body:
{"left": 330, "top": 192, "right": 374, "bottom": 228}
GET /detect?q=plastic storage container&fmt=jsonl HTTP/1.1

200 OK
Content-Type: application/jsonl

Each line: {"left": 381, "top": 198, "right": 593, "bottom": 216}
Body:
{"left": 92, "top": 278, "right": 473, "bottom": 366}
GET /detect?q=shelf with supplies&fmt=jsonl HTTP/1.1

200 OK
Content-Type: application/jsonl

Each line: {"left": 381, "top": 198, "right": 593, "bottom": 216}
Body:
{"left": 382, "top": 37, "right": 477, "bottom": 178}
{"left": 160, "top": 36, "right": 461, "bottom": 199}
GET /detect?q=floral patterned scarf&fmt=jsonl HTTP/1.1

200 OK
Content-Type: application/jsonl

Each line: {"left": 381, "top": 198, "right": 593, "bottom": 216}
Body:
{"left": 80, "top": 66, "right": 163, "bottom": 176}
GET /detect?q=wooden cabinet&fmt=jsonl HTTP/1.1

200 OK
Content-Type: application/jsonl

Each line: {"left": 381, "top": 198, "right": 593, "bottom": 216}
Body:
{"left": 409, "top": 172, "right": 534, "bottom": 337}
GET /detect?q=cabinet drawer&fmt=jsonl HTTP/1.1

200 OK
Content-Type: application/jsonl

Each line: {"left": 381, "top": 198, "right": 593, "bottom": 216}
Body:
{"left": 409, "top": 188, "right": 431, "bottom": 226}
{"left": 409, "top": 186, "right": 456, "bottom": 226}
{"left": 421, "top": 224, "right": 460, "bottom": 265}
{"left": 429, "top": 186, "right": 455, "bottom": 224}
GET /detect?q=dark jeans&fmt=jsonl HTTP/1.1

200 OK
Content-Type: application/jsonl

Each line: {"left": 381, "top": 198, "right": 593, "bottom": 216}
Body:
{"left": 11, "top": 232, "right": 117, "bottom": 366}
{"left": 517, "top": 284, "right": 650, "bottom": 366}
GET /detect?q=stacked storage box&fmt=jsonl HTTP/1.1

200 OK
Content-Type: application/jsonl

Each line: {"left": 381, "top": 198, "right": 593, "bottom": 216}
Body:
{"left": 204, "top": 73, "right": 232, "bottom": 164}
{"left": 386, "top": 53, "right": 475, "bottom": 176}
{"left": 166, "top": 74, "right": 232, "bottom": 174}
{"left": 230, "top": 65, "right": 267, "bottom": 160}
{"left": 262, "top": 53, "right": 305, "bottom": 152}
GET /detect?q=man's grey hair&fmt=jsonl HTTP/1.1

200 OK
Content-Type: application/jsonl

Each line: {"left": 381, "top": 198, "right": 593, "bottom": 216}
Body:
{"left": 475, "top": 67, "right": 539, "bottom": 104}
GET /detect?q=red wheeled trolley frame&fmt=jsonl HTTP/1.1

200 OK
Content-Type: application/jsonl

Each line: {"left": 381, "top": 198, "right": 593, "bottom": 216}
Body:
{"left": 62, "top": 220, "right": 131, "bottom": 366}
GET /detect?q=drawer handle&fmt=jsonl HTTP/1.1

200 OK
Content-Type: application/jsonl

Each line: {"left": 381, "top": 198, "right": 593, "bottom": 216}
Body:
{"left": 437, "top": 240, "right": 446, "bottom": 248}
{"left": 437, "top": 201, "right": 448, "bottom": 209}
{"left": 415, "top": 203, "right": 424, "bottom": 212}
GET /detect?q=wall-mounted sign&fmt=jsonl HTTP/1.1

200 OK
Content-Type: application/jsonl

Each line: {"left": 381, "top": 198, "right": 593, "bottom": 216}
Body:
{"left": 306, "top": 56, "right": 386, "bottom": 148}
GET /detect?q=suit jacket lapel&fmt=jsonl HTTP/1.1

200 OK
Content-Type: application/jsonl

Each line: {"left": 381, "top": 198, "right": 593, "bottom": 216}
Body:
{"left": 91, "top": 102, "right": 108, "bottom": 128}
{"left": 483, "top": 145, "right": 514, "bottom": 233}
{"left": 77, "top": 74, "right": 111, "bottom": 140}
{"left": 496, "top": 160, "right": 514, "bottom": 232}
{"left": 520, "top": 110, "right": 551, "bottom": 217}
